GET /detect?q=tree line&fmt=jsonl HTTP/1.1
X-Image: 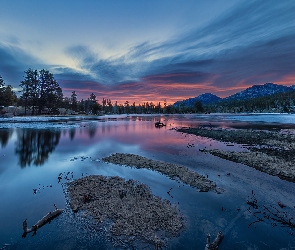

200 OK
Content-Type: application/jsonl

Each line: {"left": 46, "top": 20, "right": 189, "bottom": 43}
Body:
{"left": 0, "top": 75, "right": 17, "bottom": 107}
{"left": 2, "top": 69, "right": 205, "bottom": 115}
{"left": 4, "top": 68, "right": 295, "bottom": 115}
{"left": 1, "top": 69, "right": 206, "bottom": 115}
{"left": 205, "top": 91, "right": 295, "bottom": 113}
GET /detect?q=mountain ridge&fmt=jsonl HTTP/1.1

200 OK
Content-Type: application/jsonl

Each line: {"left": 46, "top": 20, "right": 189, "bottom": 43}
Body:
{"left": 174, "top": 82, "right": 295, "bottom": 106}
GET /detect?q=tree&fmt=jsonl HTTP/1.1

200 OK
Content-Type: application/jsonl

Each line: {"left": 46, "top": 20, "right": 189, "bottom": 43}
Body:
{"left": 157, "top": 102, "right": 162, "bottom": 113}
{"left": 124, "top": 101, "right": 130, "bottom": 114}
{"left": 163, "top": 99, "right": 167, "bottom": 113}
{"left": 102, "top": 98, "right": 107, "bottom": 112}
{"left": 132, "top": 102, "right": 136, "bottom": 113}
{"left": 0, "top": 76, "right": 17, "bottom": 106}
{"left": 62, "top": 97, "right": 71, "bottom": 110}
{"left": 38, "top": 69, "right": 63, "bottom": 114}
{"left": 0, "top": 75, "right": 5, "bottom": 105}
{"left": 0, "top": 75, "right": 4, "bottom": 88}
{"left": 107, "top": 99, "right": 113, "bottom": 113}
{"left": 2, "top": 85, "right": 17, "bottom": 106}
{"left": 194, "top": 100, "right": 204, "bottom": 113}
{"left": 89, "top": 93, "right": 96, "bottom": 103}
{"left": 70, "top": 91, "right": 78, "bottom": 112}
{"left": 19, "top": 68, "right": 38, "bottom": 115}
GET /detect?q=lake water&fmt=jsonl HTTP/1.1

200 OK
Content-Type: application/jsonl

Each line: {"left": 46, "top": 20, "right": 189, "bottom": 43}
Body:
{"left": 0, "top": 114, "right": 295, "bottom": 249}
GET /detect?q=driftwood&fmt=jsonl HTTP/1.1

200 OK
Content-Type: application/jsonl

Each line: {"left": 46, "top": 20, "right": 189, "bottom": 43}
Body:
{"left": 22, "top": 208, "right": 63, "bottom": 237}
{"left": 205, "top": 231, "right": 224, "bottom": 250}
{"left": 155, "top": 122, "right": 166, "bottom": 128}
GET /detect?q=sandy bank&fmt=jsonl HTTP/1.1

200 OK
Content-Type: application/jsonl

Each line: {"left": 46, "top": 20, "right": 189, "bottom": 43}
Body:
{"left": 67, "top": 175, "right": 184, "bottom": 246}
{"left": 102, "top": 153, "right": 218, "bottom": 192}
{"left": 178, "top": 127, "right": 295, "bottom": 182}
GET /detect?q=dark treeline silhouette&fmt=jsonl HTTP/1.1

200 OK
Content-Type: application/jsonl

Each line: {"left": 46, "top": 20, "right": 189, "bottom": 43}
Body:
{"left": 1, "top": 70, "right": 204, "bottom": 116}
{"left": 15, "top": 129, "right": 61, "bottom": 167}
{"left": 3, "top": 70, "right": 295, "bottom": 115}
{"left": 0, "top": 75, "right": 17, "bottom": 107}
{"left": 18, "top": 68, "right": 63, "bottom": 115}
{"left": 206, "top": 90, "right": 295, "bottom": 113}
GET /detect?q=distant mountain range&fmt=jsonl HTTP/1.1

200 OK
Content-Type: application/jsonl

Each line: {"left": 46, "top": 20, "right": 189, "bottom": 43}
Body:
{"left": 174, "top": 93, "right": 221, "bottom": 107}
{"left": 173, "top": 83, "right": 295, "bottom": 106}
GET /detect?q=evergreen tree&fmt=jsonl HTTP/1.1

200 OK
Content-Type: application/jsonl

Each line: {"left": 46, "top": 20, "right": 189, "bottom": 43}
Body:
{"left": 107, "top": 99, "right": 113, "bottom": 113}
{"left": 194, "top": 100, "right": 204, "bottom": 113}
{"left": 19, "top": 68, "right": 38, "bottom": 115}
{"left": 38, "top": 69, "right": 63, "bottom": 114}
{"left": 2, "top": 85, "right": 17, "bottom": 106}
{"left": 70, "top": 91, "right": 78, "bottom": 112}
{"left": 0, "top": 75, "right": 4, "bottom": 88}
{"left": 0, "top": 75, "right": 15, "bottom": 107}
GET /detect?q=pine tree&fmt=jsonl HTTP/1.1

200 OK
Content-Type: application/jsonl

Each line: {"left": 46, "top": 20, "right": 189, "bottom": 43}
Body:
{"left": 70, "top": 91, "right": 78, "bottom": 112}
{"left": 19, "top": 68, "right": 38, "bottom": 115}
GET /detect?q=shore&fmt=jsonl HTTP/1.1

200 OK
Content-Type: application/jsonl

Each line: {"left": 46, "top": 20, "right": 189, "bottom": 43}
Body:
{"left": 102, "top": 153, "right": 218, "bottom": 192}
{"left": 177, "top": 127, "right": 295, "bottom": 182}
{"left": 67, "top": 175, "right": 184, "bottom": 247}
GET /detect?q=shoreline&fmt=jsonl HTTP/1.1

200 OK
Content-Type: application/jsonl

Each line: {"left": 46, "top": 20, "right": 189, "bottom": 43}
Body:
{"left": 177, "top": 127, "right": 295, "bottom": 182}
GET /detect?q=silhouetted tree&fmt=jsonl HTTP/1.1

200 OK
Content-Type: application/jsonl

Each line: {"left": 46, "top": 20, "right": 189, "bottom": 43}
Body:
{"left": 194, "top": 100, "right": 204, "bottom": 113}
{"left": 0, "top": 75, "right": 3, "bottom": 88}
{"left": 107, "top": 99, "right": 113, "bottom": 113}
{"left": 62, "top": 97, "right": 71, "bottom": 110}
{"left": 0, "top": 76, "right": 17, "bottom": 106}
{"left": 124, "top": 101, "right": 130, "bottom": 114}
{"left": 19, "top": 69, "right": 39, "bottom": 115}
{"left": 38, "top": 69, "right": 63, "bottom": 114}
{"left": 102, "top": 98, "right": 107, "bottom": 112}
{"left": 70, "top": 91, "right": 78, "bottom": 112}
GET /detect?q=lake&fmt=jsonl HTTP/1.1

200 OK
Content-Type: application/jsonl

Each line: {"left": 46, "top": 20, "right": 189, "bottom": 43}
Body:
{"left": 0, "top": 114, "right": 295, "bottom": 249}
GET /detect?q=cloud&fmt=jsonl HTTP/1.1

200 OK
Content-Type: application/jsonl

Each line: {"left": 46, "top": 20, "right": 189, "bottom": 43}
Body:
{"left": 0, "top": 44, "right": 29, "bottom": 85}
{"left": 1, "top": 0, "right": 294, "bottom": 103}
{"left": 0, "top": 41, "right": 47, "bottom": 89}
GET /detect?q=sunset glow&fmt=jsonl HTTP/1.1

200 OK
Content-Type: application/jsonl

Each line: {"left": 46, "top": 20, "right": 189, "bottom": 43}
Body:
{"left": 0, "top": 1, "right": 294, "bottom": 104}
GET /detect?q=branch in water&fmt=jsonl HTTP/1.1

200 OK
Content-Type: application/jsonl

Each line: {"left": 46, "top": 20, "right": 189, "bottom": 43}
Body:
{"left": 204, "top": 231, "right": 224, "bottom": 250}
{"left": 22, "top": 208, "right": 63, "bottom": 238}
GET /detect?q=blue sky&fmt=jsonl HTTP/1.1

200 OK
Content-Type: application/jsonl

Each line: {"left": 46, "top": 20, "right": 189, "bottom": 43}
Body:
{"left": 0, "top": 0, "right": 294, "bottom": 104}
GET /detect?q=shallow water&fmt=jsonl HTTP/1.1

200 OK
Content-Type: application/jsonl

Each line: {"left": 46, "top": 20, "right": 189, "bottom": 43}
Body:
{"left": 0, "top": 114, "right": 295, "bottom": 249}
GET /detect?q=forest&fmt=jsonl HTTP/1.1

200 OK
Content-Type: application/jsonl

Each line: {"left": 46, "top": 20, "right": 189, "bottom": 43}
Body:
{"left": 0, "top": 69, "right": 202, "bottom": 115}
{"left": 205, "top": 91, "right": 295, "bottom": 113}
{"left": 1, "top": 68, "right": 295, "bottom": 115}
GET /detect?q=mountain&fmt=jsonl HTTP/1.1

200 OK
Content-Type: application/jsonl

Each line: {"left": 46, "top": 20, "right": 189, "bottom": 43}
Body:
{"left": 225, "top": 83, "right": 293, "bottom": 101}
{"left": 174, "top": 93, "right": 221, "bottom": 106}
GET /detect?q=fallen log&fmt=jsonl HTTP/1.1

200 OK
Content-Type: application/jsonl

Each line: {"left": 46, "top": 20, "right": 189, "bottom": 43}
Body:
{"left": 155, "top": 121, "right": 166, "bottom": 128}
{"left": 22, "top": 208, "right": 63, "bottom": 237}
{"left": 205, "top": 231, "right": 224, "bottom": 250}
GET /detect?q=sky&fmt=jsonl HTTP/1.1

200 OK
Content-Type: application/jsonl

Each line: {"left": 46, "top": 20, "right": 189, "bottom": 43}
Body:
{"left": 0, "top": 0, "right": 295, "bottom": 104}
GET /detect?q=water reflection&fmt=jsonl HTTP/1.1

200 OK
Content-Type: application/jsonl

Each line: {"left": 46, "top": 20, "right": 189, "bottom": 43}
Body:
{"left": 88, "top": 124, "right": 97, "bottom": 138}
{"left": 69, "top": 128, "right": 76, "bottom": 140}
{"left": 15, "top": 129, "right": 61, "bottom": 167}
{"left": 0, "top": 128, "right": 13, "bottom": 148}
